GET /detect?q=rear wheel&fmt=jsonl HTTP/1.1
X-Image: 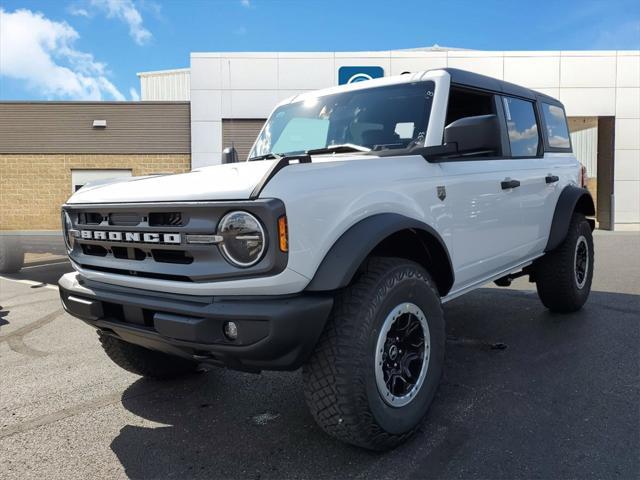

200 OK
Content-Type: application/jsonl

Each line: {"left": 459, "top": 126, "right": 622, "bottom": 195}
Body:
{"left": 535, "top": 213, "right": 594, "bottom": 312}
{"left": 0, "top": 237, "right": 24, "bottom": 274}
{"left": 99, "top": 334, "right": 198, "bottom": 379}
{"left": 303, "top": 257, "right": 445, "bottom": 451}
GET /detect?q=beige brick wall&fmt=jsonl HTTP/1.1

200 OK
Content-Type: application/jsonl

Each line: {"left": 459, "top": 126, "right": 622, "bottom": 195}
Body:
{"left": 0, "top": 154, "right": 190, "bottom": 231}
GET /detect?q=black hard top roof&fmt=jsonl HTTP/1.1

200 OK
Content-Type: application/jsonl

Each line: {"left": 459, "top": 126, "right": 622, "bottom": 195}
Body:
{"left": 441, "top": 68, "right": 563, "bottom": 107}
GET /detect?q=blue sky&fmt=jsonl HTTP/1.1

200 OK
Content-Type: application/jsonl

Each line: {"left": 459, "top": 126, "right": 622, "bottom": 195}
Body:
{"left": 1, "top": 0, "right": 639, "bottom": 101}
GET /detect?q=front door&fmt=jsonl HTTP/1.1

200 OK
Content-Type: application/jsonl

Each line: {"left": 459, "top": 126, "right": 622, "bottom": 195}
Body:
{"left": 438, "top": 159, "right": 529, "bottom": 291}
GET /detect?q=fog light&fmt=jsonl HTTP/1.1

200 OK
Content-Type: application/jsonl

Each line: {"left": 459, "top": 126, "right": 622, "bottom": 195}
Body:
{"left": 223, "top": 321, "right": 238, "bottom": 341}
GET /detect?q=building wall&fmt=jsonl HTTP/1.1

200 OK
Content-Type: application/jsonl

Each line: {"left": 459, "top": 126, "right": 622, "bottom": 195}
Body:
{"left": 0, "top": 102, "right": 192, "bottom": 233}
{"left": 138, "top": 69, "right": 191, "bottom": 101}
{"left": 0, "top": 154, "right": 190, "bottom": 231}
{"left": 187, "top": 49, "right": 639, "bottom": 227}
{"left": 0, "top": 102, "right": 190, "bottom": 154}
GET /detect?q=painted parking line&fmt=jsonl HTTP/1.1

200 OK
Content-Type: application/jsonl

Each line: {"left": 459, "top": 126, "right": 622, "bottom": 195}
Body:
{"left": 19, "top": 261, "right": 70, "bottom": 270}
{"left": 0, "top": 276, "right": 59, "bottom": 291}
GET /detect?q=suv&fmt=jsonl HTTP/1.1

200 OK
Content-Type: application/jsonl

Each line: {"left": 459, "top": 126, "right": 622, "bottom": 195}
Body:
{"left": 59, "top": 68, "right": 595, "bottom": 451}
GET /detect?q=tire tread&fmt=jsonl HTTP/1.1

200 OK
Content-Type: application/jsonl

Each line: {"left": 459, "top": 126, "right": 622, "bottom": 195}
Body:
{"left": 303, "top": 257, "right": 442, "bottom": 450}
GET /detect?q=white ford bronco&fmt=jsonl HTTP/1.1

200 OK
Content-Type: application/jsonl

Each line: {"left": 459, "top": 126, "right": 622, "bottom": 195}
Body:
{"left": 59, "top": 68, "right": 595, "bottom": 450}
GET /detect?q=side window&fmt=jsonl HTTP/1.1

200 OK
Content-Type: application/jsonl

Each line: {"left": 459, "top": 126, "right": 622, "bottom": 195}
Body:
{"left": 446, "top": 88, "right": 495, "bottom": 125}
{"left": 502, "top": 97, "right": 539, "bottom": 157}
{"left": 541, "top": 103, "right": 571, "bottom": 150}
{"left": 445, "top": 87, "right": 500, "bottom": 157}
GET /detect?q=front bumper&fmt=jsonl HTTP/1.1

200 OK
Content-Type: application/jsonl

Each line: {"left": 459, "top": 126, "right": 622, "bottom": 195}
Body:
{"left": 59, "top": 272, "right": 333, "bottom": 372}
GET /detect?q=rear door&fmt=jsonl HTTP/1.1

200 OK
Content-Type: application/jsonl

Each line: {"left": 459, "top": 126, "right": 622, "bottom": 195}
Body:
{"left": 497, "top": 95, "right": 551, "bottom": 258}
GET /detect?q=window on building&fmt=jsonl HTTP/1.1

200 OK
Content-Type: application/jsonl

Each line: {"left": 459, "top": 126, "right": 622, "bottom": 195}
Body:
{"left": 71, "top": 169, "right": 132, "bottom": 192}
{"left": 502, "top": 97, "right": 539, "bottom": 157}
{"left": 541, "top": 103, "right": 571, "bottom": 150}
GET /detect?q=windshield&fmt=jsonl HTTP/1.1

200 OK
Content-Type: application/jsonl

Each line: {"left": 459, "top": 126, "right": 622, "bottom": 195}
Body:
{"left": 248, "top": 81, "right": 435, "bottom": 159}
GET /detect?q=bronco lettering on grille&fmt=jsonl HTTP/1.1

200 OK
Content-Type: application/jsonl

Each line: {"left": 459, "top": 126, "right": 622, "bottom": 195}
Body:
{"left": 79, "top": 230, "right": 181, "bottom": 244}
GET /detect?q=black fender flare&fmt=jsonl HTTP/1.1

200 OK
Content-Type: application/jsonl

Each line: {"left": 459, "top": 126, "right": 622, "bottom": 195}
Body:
{"left": 545, "top": 185, "right": 595, "bottom": 252}
{"left": 305, "top": 213, "right": 454, "bottom": 295}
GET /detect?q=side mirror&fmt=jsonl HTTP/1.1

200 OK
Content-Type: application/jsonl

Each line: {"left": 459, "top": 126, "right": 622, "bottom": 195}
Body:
{"left": 222, "top": 146, "right": 239, "bottom": 164}
{"left": 443, "top": 114, "right": 500, "bottom": 156}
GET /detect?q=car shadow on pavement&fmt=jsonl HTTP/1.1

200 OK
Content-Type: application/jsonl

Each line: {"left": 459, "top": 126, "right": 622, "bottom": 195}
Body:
{"left": 0, "top": 306, "right": 9, "bottom": 328}
{"left": 110, "top": 287, "right": 639, "bottom": 480}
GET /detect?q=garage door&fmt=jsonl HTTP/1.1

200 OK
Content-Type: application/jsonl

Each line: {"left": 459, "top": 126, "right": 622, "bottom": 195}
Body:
{"left": 222, "top": 119, "right": 265, "bottom": 161}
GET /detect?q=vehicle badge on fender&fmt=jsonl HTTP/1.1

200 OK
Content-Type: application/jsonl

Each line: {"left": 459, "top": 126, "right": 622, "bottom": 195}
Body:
{"left": 437, "top": 186, "right": 446, "bottom": 201}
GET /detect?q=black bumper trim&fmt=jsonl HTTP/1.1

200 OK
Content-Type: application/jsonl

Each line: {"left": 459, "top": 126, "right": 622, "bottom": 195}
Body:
{"left": 59, "top": 274, "right": 333, "bottom": 372}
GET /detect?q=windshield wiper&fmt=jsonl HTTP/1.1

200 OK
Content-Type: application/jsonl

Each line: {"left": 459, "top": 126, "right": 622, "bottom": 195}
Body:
{"left": 306, "top": 144, "right": 371, "bottom": 155}
{"left": 248, "top": 152, "right": 283, "bottom": 162}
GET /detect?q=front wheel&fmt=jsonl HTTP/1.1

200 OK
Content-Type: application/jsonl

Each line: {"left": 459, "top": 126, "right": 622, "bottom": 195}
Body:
{"left": 303, "top": 257, "right": 445, "bottom": 451}
{"left": 535, "top": 213, "right": 594, "bottom": 313}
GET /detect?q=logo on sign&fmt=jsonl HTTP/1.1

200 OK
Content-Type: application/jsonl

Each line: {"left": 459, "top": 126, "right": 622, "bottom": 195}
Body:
{"left": 338, "top": 66, "right": 384, "bottom": 85}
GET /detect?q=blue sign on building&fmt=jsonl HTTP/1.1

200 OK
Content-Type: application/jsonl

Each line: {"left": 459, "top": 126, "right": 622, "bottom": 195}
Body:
{"left": 338, "top": 66, "right": 384, "bottom": 85}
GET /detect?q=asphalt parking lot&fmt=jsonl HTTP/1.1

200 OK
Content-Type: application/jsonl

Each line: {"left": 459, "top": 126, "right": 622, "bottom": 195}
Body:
{"left": 1, "top": 232, "right": 638, "bottom": 479}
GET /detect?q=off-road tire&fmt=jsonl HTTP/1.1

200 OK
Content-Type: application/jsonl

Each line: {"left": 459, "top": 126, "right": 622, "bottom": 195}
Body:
{"left": 99, "top": 334, "right": 198, "bottom": 379}
{"left": 0, "top": 238, "right": 25, "bottom": 274}
{"left": 535, "top": 213, "right": 594, "bottom": 313}
{"left": 303, "top": 257, "right": 445, "bottom": 451}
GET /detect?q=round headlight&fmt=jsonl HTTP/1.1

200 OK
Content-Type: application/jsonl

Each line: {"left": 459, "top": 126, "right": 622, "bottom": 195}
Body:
{"left": 217, "top": 211, "right": 266, "bottom": 267}
{"left": 61, "top": 211, "right": 74, "bottom": 253}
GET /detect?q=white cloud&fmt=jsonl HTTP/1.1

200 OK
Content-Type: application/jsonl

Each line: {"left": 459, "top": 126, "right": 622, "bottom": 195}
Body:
{"left": 68, "top": 6, "right": 90, "bottom": 17}
{"left": 90, "top": 0, "right": 151, "bottom": 45}
{"left": 0, "top": 8, "right": 125, "bottom": 100}
{"left": 129, "top": 87, "right": 140, "bottom": 101}
{"left": 547, "top": 105, "right": 565, "bottom": 120}
{"left": 240, "top": 0, "right": 251, "bottom": 7}
{"left": 507, "top": 122, "right": 538, "bottom": 141}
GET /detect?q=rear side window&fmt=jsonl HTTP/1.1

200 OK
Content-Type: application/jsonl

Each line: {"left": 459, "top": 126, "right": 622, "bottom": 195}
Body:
{"left": 502, "top": 97, "right": 539, "bottom": 157}
{"left": 541, "top": 103, "right": 571, "bottom": 150}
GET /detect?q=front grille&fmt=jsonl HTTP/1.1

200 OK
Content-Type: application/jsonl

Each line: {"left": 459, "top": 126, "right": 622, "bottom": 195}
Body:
{"left": 149, "top": 212, "right": 183, "bottom": 226}
{"left": 111, "top": 246, "right": 147, "bottom": 261}
{"left": 78, "top": 212, "right": 103, "bottom": 225}
{"left": 151, "top": 249, "right": 193, "bottom": 264}
{"left": 109, "top": 212, "right": 141, "bottom": 226}
{"left": 82, "top": 244, "right": 108, "bottom": 256}
{"left": 81, "top": 264, "right": 193, "bottom": 282}
{"left": 65, "top": 200, "right": 286, "bottom": 283}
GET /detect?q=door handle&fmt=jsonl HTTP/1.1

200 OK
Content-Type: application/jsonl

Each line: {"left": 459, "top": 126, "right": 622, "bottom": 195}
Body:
{"left": 545, "top": 175, "right": 559, "bottom": 184}
{"left": 501, "top": 179, "right": 521, "bottom": 190}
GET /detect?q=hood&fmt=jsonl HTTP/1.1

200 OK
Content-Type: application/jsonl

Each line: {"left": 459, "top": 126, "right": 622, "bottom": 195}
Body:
{"left": 67, "top": 160, "right": 277, "bottom": 204}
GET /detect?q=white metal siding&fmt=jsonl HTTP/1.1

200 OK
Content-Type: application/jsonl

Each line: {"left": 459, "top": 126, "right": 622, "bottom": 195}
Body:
{"left": 571, "top": 127, "right": 598, "bottom": 177}
{"left": 568, "top": 117, "right": 598, "bottom": 177}
{"left": 139, "top": 69, "right": 191, "bottom": 101}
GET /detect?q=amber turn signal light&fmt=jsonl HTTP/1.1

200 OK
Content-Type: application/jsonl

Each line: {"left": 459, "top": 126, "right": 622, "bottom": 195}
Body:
{"left": 278, "top": 215, "right": 288, "bottom": 252}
